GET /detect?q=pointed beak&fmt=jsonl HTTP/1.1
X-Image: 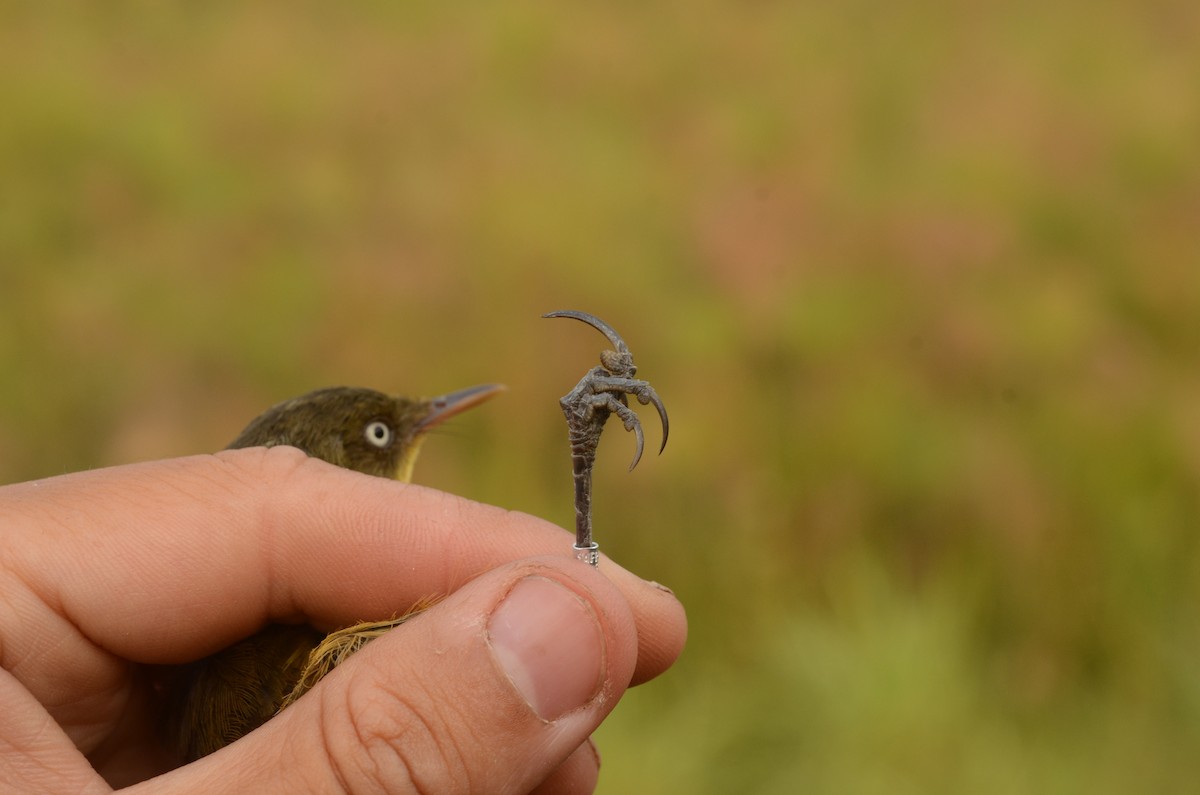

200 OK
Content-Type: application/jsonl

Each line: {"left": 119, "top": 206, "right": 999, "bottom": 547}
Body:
{"left": 415, "top": 383, "right": 506, "bottom": 433}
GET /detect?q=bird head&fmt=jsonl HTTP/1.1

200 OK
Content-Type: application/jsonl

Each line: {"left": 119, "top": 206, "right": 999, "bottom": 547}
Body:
{"left": 227, "top": 383, "right": 505, "bottom": 481}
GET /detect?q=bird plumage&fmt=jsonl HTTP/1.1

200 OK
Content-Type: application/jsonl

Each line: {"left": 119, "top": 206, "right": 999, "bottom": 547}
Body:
{"left": 169, "top": 384, "right": 502, "bottom": 761}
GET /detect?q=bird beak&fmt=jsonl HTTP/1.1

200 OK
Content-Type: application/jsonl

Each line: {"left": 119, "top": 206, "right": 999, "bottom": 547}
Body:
{"left": 415, "top": 383, "right": 506, "bottom": 433}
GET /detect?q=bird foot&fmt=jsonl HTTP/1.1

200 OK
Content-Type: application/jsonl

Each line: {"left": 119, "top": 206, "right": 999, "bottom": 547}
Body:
{"left": 543, "top": 310, "right": 669, "bottom": 561}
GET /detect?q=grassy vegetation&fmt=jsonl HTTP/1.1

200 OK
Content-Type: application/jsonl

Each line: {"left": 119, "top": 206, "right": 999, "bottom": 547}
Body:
{"left": 2, "top": 3, "right": 1199, "bottom": 791}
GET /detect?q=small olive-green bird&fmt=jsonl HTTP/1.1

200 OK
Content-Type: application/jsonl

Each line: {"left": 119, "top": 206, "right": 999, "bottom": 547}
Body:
{"left": 169, "top": 383, "right": 504, "bottom": 762}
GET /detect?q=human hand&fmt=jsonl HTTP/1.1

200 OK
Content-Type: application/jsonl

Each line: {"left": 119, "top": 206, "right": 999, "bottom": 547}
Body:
{"left": 0, "top": 447, "right": 687, "bottom": 793}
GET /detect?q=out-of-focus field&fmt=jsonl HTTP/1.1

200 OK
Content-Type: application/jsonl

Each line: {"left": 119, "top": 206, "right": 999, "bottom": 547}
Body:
{"left": 3, "top": 3, "right": 1199, "bottom": 792}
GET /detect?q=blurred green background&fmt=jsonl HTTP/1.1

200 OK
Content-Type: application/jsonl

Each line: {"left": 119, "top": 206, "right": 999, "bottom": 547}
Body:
{"left": 3, "top": 2, "right": 1199, "bottom": 792}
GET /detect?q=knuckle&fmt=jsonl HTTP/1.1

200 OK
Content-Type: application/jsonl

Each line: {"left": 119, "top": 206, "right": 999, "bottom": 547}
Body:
{"left": 317, "top": 661, "right": 477, "bottom": 795}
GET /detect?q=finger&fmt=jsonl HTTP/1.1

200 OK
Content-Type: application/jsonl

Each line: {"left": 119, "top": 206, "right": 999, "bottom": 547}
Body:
{"left": 0, "top": 667, "right": 108, "bottom": 794}
{"left": 2, "top": 448, "right": 684, "bottom": 688}
{"left": 134, "top": 557, "right": 633, "bottom": 795}
{"left": 528, "top": 741, "right": 601, "bottom": 795}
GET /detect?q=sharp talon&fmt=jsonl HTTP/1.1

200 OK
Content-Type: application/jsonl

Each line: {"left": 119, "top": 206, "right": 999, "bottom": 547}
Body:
{"left": 543, "top": 310, "right": 631, "bottom": 355}
{"left": 629, "top": 417, "right": 645, "bottom": 471}
{"left": 648, "top": 390, "right": 669, "bottom": 453}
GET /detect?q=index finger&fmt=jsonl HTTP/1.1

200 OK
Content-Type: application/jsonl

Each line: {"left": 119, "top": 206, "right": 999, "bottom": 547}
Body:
{"left": 0, "top": 447, "right": 685, "bottom": 687}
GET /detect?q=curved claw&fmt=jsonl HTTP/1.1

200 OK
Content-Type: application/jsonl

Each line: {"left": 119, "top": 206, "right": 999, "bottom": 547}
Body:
{"left": 628, "top": 415, "right": 646, "bottom": 471}
{"left": 641, "top": 388, "right": 669, "bottom": 455}
{"left": 607, "top": 396, "right": 647, "bottom": 471}
{"left": 543, "top": 310, "right": 630, "bottom": 354}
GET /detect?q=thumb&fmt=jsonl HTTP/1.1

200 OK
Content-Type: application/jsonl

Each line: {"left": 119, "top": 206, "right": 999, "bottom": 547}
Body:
{"left": 146, "top": 557, "right": 637, "bottom": 794}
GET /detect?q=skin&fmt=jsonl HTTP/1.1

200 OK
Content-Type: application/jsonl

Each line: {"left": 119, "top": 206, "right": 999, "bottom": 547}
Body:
{"left": 0, "top": 388, "right": 687, "bottom": 793}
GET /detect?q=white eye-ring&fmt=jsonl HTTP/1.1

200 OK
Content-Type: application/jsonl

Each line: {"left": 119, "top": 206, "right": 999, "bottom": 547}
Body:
{"left": 364, "top": 420, "right": 393, "bottom": 448}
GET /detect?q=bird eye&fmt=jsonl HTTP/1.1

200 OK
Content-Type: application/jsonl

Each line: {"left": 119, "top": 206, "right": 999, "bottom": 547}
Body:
{"left": 364, "top": 420, "right": 393, "bottom": 448}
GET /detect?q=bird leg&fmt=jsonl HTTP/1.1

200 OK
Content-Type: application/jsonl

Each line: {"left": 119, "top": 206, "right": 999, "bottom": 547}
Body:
{"left": 544, "top": 311, "right": 669, "bottom": 566}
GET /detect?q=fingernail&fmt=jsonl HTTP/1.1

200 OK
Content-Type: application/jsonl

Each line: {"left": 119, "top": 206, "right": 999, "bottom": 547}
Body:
{"left": 488, "top": 576, "right": 605, "bottom": 721}
{"left": 585, "top": 737, "right": 602, "bottom": 771}
{"left": 647, "top": 580, "right": 675, "bottom": 596}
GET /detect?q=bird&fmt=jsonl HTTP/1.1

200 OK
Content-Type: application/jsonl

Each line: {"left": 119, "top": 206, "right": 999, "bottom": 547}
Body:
{"left": 168, "top": 383, "right": 504, "bottom": 762}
